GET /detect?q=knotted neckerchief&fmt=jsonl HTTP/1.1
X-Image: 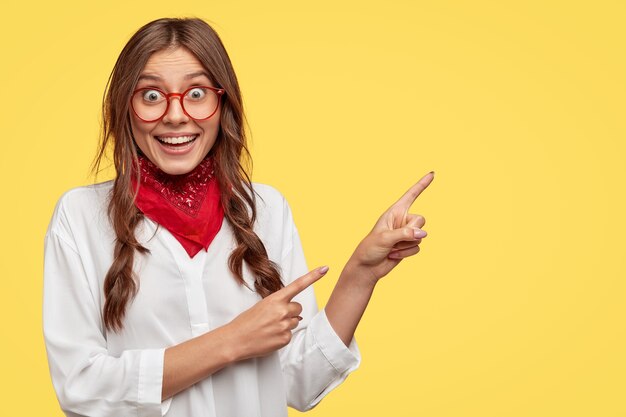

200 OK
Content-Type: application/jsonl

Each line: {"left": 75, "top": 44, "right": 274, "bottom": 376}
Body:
{"left": 130, "top": 154, "right": 224, "bottom": 257}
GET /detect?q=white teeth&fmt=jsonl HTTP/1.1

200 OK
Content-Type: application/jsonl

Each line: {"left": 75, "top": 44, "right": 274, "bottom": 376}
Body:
{"left": 156, "top": 135, "right": 197, "bottom": 144}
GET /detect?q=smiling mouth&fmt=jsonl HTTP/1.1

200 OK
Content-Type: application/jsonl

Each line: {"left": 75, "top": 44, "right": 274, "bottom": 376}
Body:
{"left": 154, "top": 135, "right": 199, "bottom": 146}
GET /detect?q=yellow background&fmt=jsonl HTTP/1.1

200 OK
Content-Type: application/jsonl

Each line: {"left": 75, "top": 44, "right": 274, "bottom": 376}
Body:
{"left": 1, "top": 1, "right": 624, "bottom": 416}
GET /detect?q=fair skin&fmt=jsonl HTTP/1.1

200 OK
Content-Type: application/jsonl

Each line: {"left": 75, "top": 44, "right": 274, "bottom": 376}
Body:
{"left": 130, "top": 46, "right": 221, "bottom": 175}
{"left": 130, "top": 46, "right": 434, "bottom": 401}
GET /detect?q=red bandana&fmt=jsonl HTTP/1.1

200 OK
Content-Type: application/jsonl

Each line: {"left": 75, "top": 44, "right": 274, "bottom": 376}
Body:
{"left": 130, "top": 154, "right": 224, "bottom": 258}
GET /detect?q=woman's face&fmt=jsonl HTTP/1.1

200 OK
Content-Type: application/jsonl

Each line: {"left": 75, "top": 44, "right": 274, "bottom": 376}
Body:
{"left": 130, "top": 46, "right": 221, "bottom": 175}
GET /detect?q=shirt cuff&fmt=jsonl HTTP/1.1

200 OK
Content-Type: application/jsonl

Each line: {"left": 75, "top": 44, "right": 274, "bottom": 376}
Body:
{"left": 310, "top": 308, "right": 361, "bottom": 375}
{"left": 138, "top": 348, "right": 169, "bottom": 417}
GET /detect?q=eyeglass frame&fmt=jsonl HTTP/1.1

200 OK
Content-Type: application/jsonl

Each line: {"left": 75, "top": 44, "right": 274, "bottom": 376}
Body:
{"left": 130, "top": 85, "right": 226, "bottom": 123}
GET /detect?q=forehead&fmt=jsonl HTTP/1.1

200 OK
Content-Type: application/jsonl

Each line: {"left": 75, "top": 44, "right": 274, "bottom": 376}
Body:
{"left": 140, "top": 47, "right": 209, "bottom": 81}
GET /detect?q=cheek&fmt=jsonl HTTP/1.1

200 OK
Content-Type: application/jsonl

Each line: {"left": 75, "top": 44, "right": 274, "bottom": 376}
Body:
{"left": 204, "top": 115, "right": 222, "bottom": 135}
{"left": 130, "top": 117, "right": 153, "bottom": 144}
{"left": 207, "top": 106, "right": 222, "bottom": 129}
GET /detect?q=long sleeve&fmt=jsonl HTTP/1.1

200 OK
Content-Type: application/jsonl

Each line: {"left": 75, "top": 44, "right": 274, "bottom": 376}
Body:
{"left": 43, "top": 208, "right": 167, "bottom": 417}
{"left": 277, "top": 195, "right": 361, "bottom": 411}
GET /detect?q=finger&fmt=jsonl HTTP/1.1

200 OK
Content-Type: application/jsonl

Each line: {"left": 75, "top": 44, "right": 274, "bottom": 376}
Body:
{"left": 287, "top": 317, "right": 301, "bottom": 330}
{"left": 393, "top": 172, "right": 434, "bottom": 211}
{"left": 388, "top": 245, "right": 421, "bottom": 259}
{"left": 275, "top": 266, "right": 329, "bottom": 301}
{"left": 381, "top": 226, "right": 427, "bottom": 249}
{"left": 287, "top": 302, "right": 303, "bottom": 317}
{"left": 406, "top": 213, "right": 426, "bottom": 229}
{"left": 393, "top": 240, "right": 421, "bottom": 251}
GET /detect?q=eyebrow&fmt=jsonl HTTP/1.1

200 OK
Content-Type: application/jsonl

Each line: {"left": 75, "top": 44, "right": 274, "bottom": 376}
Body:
{"left": 138, "top": 71, "right": 211, "bottom": 82}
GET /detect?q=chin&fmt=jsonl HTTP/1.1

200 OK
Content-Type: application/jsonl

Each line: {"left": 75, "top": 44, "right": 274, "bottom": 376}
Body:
{"left": 157, "top": 159, "right": 201, "bottom": 176}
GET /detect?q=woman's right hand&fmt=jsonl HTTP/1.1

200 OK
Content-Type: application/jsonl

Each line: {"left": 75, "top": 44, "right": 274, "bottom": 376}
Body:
{"left": 225, "top": 266, "right": 330, "bottom": 361}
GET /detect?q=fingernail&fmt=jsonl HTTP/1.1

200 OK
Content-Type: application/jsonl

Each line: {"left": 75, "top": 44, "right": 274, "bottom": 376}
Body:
{"left": 319, "top": 266, "right": 329, "bottom": 274}
{"left": 414, "top": 229, "right": 427, "bottom": 238}
{"left": 430, "top": 171, "right": 435, "bottom": 176}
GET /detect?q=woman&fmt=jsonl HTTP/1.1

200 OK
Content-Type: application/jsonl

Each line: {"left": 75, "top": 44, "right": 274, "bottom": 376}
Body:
{"left": 43, "top": 17, "right": 434, "bottom": 417}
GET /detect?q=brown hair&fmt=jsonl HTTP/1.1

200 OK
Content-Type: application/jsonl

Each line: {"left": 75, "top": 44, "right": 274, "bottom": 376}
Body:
{"left": 92, "top": 17, "right": 284, "bottom": 332}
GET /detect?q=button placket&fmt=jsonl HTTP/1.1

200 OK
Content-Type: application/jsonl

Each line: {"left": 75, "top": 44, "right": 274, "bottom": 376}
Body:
{"left": 154, "top": 220, "right": 211, "bottom": 338}
{"left": 181, "top": 251, "right": 211, "bottom": 337}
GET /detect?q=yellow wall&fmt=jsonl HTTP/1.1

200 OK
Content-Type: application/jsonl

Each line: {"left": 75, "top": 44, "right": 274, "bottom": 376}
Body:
{"left": 1, "top": 1, "right": 624, "bottom": 416}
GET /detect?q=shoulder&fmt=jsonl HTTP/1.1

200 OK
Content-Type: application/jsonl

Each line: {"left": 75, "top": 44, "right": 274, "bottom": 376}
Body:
{"left": 250, "top": 181, "right": 301, "bottom": 223}
{"left": 46, "top": 180, "right": 114, "bottom": 243}
{"left": 250, "top": 182, "right": 287, "bottom": 211}
{"left": 248, "top": 182, "right": 300, "bottom": 237}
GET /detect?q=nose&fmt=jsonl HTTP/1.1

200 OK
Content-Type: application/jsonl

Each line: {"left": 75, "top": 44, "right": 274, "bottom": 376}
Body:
{"left": 162, "top": 96, "right": 189, "bottom": 125}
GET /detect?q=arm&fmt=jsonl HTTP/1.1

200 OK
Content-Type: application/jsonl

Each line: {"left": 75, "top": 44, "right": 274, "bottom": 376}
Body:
{"left": 44, "top": 230, "right": 169, "bottom": 417}
{"left": 161, "top": 325, "right": 237, "bottom": 400}
{"left": 325, "top": 171, "right": 435, "bottom": 346}
{"left": 274, "top": 194, "right": 361, "bottom": 411}
{"left": 323, "top": 261, "right": 376, "bottom": 347}
{"left": 43, "top": 205, "right": 244, "bottom": 416}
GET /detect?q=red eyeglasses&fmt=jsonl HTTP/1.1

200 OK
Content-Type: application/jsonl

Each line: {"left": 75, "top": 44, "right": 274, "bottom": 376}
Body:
{"left": 131, "top": 85, "right": 225, "bottom": 122}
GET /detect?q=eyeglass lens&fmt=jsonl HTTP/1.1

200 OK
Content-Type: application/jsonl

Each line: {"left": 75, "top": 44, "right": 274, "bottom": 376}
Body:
{"left": 132, "top": 87, "right": 220, "bottom": 121}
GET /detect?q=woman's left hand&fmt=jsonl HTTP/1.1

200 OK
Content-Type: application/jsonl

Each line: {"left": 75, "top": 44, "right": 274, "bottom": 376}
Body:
{"left": 347, "top": 171, "right": 435, "bottom": 286}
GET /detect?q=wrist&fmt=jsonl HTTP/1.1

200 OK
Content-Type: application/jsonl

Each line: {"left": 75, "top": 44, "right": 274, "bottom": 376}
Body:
{"left": 340, "top": 258, "right": 379, "bottom": 292}
{"left": 215, "top": 323, "right": 245, "bottom": 364}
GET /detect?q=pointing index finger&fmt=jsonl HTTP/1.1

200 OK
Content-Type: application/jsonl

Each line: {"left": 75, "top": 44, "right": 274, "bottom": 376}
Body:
{"left": 394, "top": 171, "right": 435, "bottom": 209}
{"left": 275, "top": 266, "right": 329, "bottom": 301}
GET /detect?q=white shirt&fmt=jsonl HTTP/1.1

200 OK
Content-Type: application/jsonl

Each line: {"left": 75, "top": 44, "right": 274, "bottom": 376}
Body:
{"left": 43, "top": 181, "right": 360, "bottom": 417}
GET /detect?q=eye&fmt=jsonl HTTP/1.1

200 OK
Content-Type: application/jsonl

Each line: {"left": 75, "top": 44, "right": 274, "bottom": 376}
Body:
{"left": 186, "top": 87, "right": 207, "bottom": 100}
{"left": 141, "top": 89, "right": 164, "bottom": 102}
